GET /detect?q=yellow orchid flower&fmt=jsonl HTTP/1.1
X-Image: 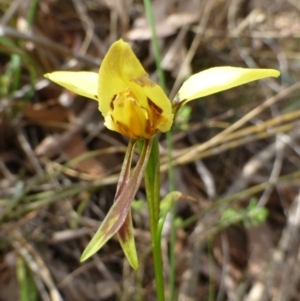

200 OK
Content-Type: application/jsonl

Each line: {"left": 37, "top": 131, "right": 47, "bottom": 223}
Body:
{"left": 44, "top": 39, "right": 280, "bottom": 269}
{"left": 45, "top": 40, "right": 173, "bottom": 140}
{"left": 45, "top": 39, "right": 279, "bottom": 141}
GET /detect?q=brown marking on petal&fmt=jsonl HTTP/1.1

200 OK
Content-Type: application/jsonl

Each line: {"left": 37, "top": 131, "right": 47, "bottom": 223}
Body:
{"left": 145, "top": 120, "right": 152, "bottom": 136}
{"left": 145, "top": 123, "right": 158, "bottom": 136}
{"left": 110, "top": 94, "right": 118, "bottom": 110}
{"left": 131, "top": 74, "right": 155, "bottom": 87}
{"left": 147, "top": 97, "right": 163, "bottom": 114}
{"left": 94, "top": 95, "right": 98, "bottom": 99}
{"left": 144, "top": 97, "right": 165, "bottom": 136}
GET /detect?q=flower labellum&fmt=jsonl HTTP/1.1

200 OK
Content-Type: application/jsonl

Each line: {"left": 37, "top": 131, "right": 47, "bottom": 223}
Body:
{"left": 97, "top": 41, "right": 174, "bottom": 139}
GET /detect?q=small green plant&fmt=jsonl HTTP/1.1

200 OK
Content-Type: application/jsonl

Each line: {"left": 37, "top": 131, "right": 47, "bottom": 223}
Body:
{"left": 45, "top": 37, "right": 279, "bottom": 301}
{"left": 16, "top": 256, "right": 38, "bottom": 301}
{"left": 221, "top": 199, "right": 268, "bottom": 228}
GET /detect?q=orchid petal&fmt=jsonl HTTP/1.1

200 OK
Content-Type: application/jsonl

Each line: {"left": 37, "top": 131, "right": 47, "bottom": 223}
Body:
{"left": 44, "top": 71, "right": 98, "bottom": 101}
{"left": 98, "top": 39, "right": 173, "bottom": 138}
{"left": 177, "top": 67, "right": 280, "bottom": 103}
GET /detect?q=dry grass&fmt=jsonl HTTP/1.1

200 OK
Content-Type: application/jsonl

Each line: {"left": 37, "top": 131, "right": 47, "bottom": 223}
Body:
{"left": 1, "top": 0, "right": 300, "bottom": 300}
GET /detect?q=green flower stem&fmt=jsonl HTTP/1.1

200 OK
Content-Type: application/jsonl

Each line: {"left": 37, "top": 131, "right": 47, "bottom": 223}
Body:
{"left": 142, "top": 0, "right": 176, "bottom": 299}
{"left": 139, "top": 137, "right": 165, "bottom": 301}
{"left": 143, "top": 137, "right": 161, "bottom": 225}
{"left": 142, "top": 0, "right": 166, "bottom": 91}
{"left": 166, "top": 130, "right": 176, "bottom": 301}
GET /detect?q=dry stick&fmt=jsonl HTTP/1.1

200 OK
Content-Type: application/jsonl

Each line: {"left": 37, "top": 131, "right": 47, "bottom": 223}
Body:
{"left": 16, "top": 127, "right": 44, "bottom": 176}
{"left": 0, "top": 25, "right": 100, "bottom": 66}
{"left": 177, "top": 244, "right": 200, "bottom": 301}
{"left": 12, "top": 232, "right": 64, "bottom": 301}
{"left": 72, "top": 0, "right": 94, "bottom": 54}
{"left": 257, "top": 136, "right": 285, "bottom": 207}
{"left": 228, "top": 1, "right": 282, "bottom": 95}
{"left": 109, "top": 3, "right": 118, "bottom": 44}
{"left": 163, "top": 82, "right": 300, "bottom": 169}
{"left": 161, "top": 24, "right": 190, "bottom": 69}
{"left": 245, "top": 191, "right": 300, "bottom": 301}
{"left": 170, "top": 109, "right": 236, "bottom": 144}
{"left": 5, "top": 124, "right": 297, "bottom": 218}
{"left": 195, "top": 160, "right": 216, "bottom": 200}
{"left": 93, "top": 258, "right": 121, "bottom": 296}
{"left": 35, "top": 101, "right": 98, "bottom": 158}
{"left": 287, "top": 0, "right": 300, "bottom": 11}
{"left": 169, "top": 0, "right": 216, "bottom": 99}
{"left": 224, "top": 129, "right": 300, "bottom": 197}
{"left": 0, "top": 79, "right": 49, "bottom": 112}
{"left": 216, "top": 234, "right": 231, "bottom": 301}
{"left": 42, "top": 145, "right": 127, "bottom": 181}
{"left": 71, "top": 0, "right": 106, "bottom": 56}
{"left": 181, "top": 168, "right": 300, "bottom": 231}
{"left": 190, "top": 109, "right": 300, "bottom": 198}
{"left": 228, "top": 0, "right": 285, "bottom": 207}
{"left": 0, "top": 0, "right": 23, "bottom": 25}
{"left": 219, "top": 249, "right": 240, "bottom": 301}
{"left": 276, "top": 192, "right": 300, "bottom": 300}
{"left": 187, "top": 131, "right": 217, "bottom": 200}
{"left": 192, "top": 26, "right": 300, "bottom": 39}
{"left": 161, "top": 121, "right": 299, "bottom": 173}
{"left": 221, "top": 109, "right": 300, "bottom": 143}
{"left": 0, "top": 160, "right": 15, "bottom": 181}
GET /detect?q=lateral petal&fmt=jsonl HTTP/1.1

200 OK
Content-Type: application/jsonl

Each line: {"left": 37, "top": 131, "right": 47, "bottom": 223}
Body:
{"left": 177, "top": 67, "right": 280, "bottom": 103}
{"left": 45, "top": 71, "right": 98, "bottom": 101}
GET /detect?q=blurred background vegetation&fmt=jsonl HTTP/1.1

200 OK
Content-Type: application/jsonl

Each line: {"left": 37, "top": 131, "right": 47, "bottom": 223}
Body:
{"left": 1, "top": 0, "right": 300, "bottom": 300}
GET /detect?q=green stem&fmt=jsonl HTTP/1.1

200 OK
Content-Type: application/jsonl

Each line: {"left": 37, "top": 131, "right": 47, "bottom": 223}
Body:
{"left": 167, "top": 131, "right": 176, "bottom": 301}
{"left": 142, "top": 0, "right": 166, "bottom": 91}
{"left": 143, "top": 0, "right": 177, "bottom": 299}
{"left": 139, "top": 137, "right": 165, "bottom": 301}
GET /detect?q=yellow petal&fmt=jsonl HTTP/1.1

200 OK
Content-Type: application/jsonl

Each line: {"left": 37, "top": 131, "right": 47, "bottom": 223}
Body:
{"left": 98, "top": 39, "right": 147, "bottom": 116}
{"left": 177, "top": 67, "right": 280, "bottom": 103}
{"left": 44, "top": 71, "right": 98, "bottom": 101}
{"left": 132, "top": 82, "right": 174, "bottom": 133}
{"left": 98, "top": 39, "right": 173, "bottom": 138}
{"left": 105, "top": 88, "right": 150, "bottom": 139}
